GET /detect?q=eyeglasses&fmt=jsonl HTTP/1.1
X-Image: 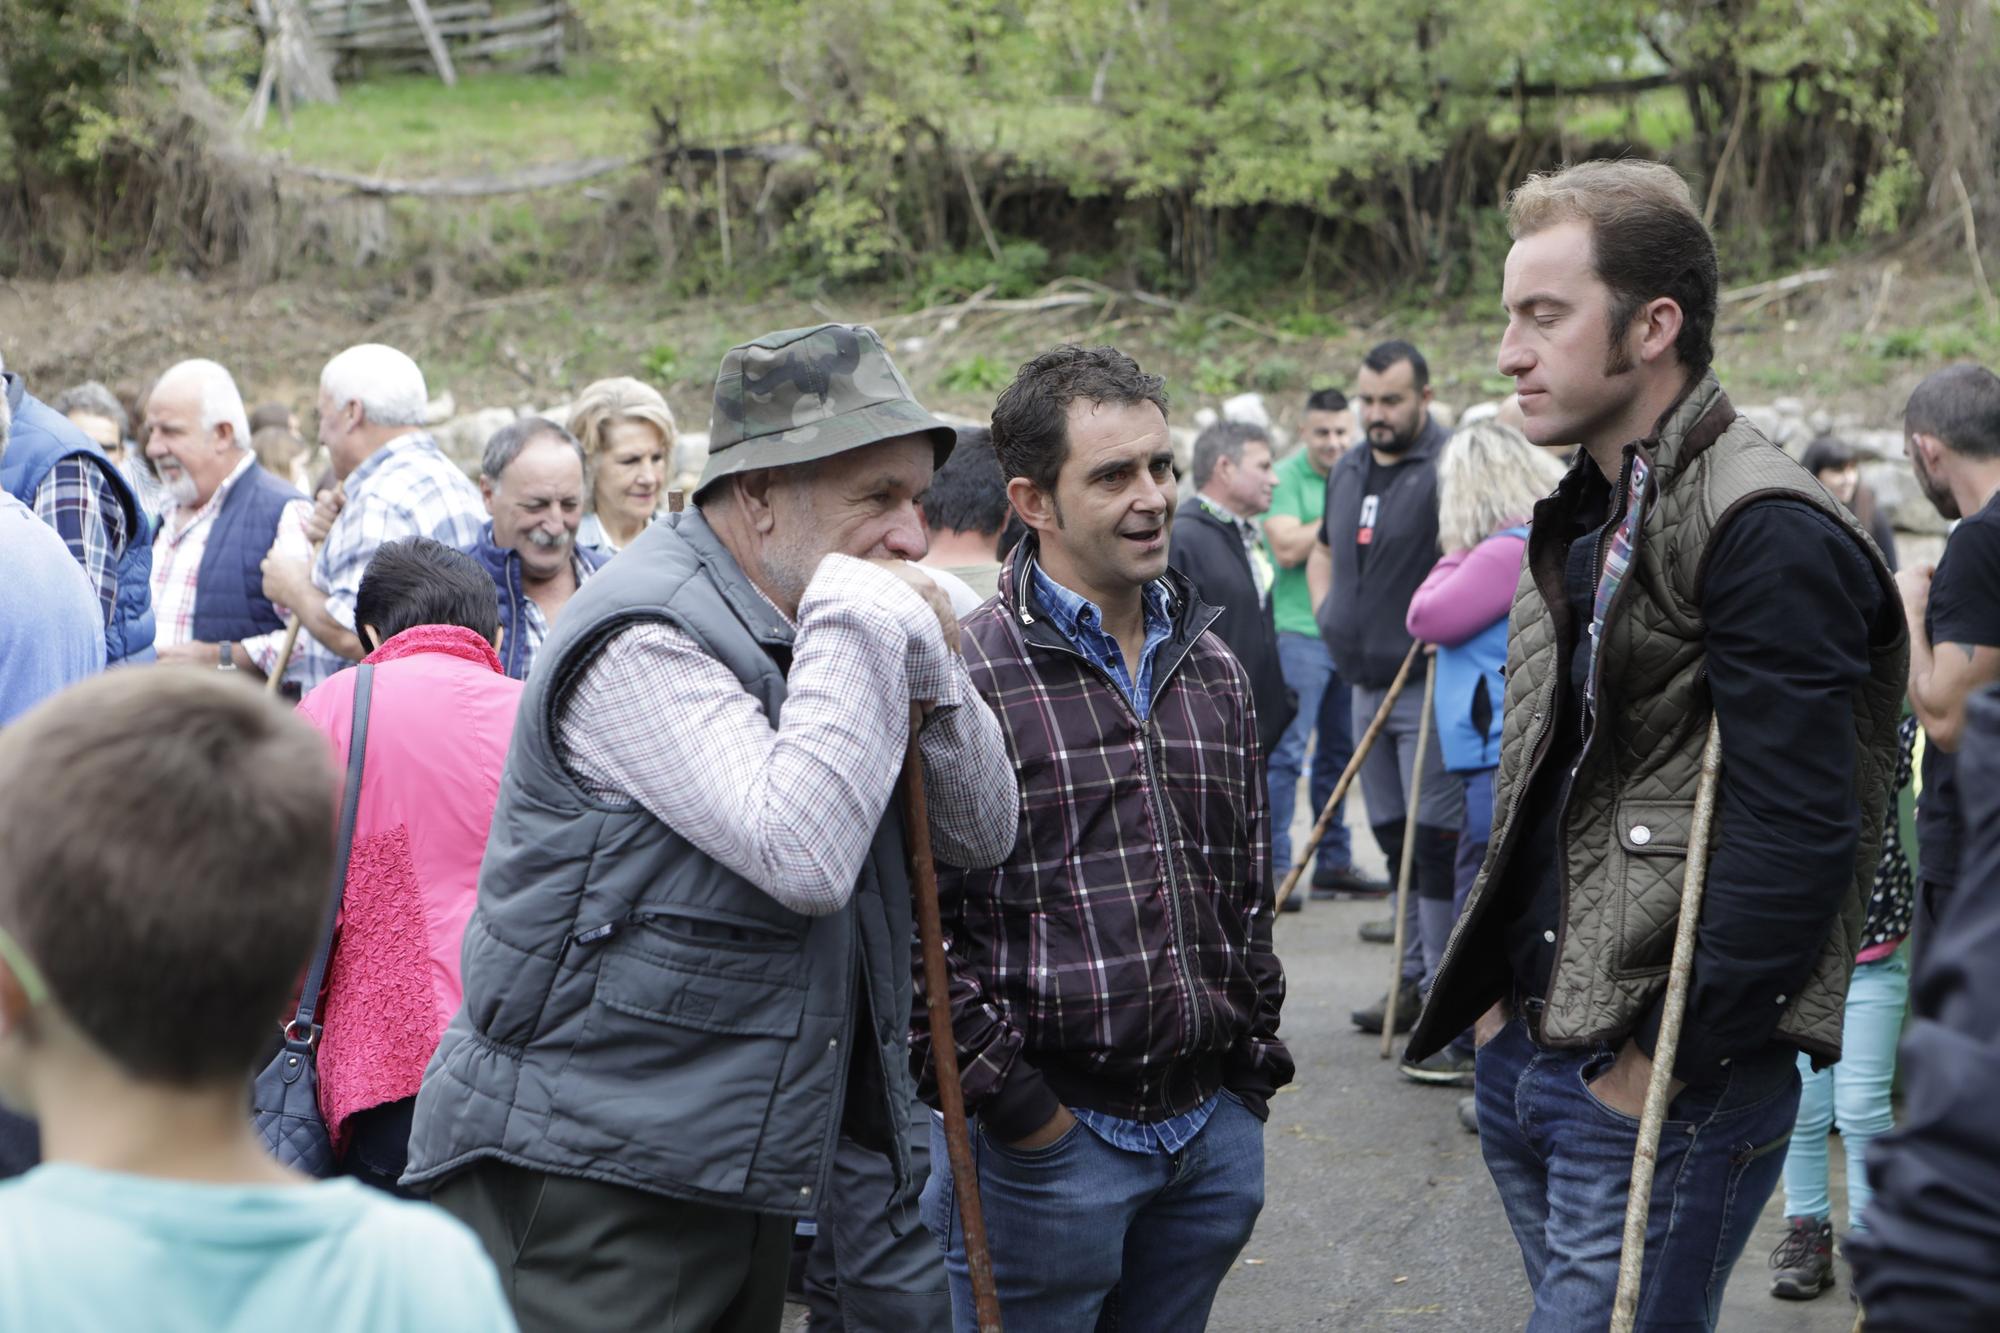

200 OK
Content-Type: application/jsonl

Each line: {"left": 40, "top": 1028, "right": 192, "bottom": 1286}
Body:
{"left": 0, "top": 926, "right": 49, "bottom": 1009}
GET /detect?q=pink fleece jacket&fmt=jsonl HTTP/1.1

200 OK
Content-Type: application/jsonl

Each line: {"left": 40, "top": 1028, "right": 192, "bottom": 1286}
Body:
{"left": 1405, "top": 529, "right": 1529, "bottom": 647}
{"left": 296, "top": 625, "right": 523, "bottom": 1148}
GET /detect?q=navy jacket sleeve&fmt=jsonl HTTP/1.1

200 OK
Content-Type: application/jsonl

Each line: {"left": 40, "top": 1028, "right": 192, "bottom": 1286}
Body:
{"left": 1633, "top": 500, "right": 1883, "bottom": 1082}
{"left": 1848, "top": 685, "right": 2000, "bottom": 1328}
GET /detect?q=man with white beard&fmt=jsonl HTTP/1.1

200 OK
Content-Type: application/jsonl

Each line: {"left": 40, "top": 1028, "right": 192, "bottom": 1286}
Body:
{"left": 469, "top": 417, "right": 609, "bottom": 680}
{"left": 143, "top": 359, "right": 314, "bottom": 684}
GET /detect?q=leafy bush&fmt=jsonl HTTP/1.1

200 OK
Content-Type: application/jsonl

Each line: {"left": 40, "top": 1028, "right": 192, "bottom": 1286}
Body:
{"left": 939, "top": 355, "right": 1015, "bottom": 396}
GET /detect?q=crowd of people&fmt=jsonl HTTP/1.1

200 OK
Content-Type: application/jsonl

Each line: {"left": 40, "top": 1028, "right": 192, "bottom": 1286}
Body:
{"left": 0, "top": 155, "right": 1998, "bottom": 1332}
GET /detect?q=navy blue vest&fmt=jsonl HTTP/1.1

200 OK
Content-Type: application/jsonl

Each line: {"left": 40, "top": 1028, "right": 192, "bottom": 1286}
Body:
{"left": 190, "top": 464, "right": 305, "bottom": 643}
{"left": 0, "top": 376, "right": 155, "bottom": 664}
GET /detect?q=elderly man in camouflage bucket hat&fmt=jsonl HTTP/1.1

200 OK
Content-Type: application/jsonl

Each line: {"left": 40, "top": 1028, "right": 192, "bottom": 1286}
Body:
{"left": 405, "top": 324, "right": 1020, "bottom": 1333}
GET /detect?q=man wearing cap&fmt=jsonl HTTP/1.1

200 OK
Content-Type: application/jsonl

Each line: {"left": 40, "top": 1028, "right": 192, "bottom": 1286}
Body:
{"left": 403, "top": 324, "right": 1020, "bottom": 1333}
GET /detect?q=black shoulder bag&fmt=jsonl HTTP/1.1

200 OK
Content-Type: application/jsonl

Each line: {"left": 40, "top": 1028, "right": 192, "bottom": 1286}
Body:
{"left": 252, "top": 663, "right": 373, "bottom": 1175}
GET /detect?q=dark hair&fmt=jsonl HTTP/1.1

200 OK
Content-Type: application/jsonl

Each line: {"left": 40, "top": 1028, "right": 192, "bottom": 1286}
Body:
{"left": 1906, "top": 364, "right": 2000, "bottom": 460}
{"left": 355, "top": 537, "right": 500, "bottom": 647}
{"left": 1191, "top": 420, "right": 1270, "bottom": 487}
{"left": 1507, "top": 160, "right": 1719, "bottom": 375}
{"left": 990, "top": 345, "right": 1168, "bottom": 494}
{"left": 924, "top": 425, "right": 1010, "bottom": 535}
{"left": 0, "top": 672, "right": 334, "bottom": 1085}
{"left": 482, "top": 416, "right": 587, "bottom": 482}
{"left": 249, "top": 402, "right": 294, "bottom": 435}
{"left": 1799, "top": 436, "right": 1859, "bottom": 477}
{"left": 1304, "top": 387, "right": 1349, "bottom": 414}
{"left": 1362, "top": 341, "right": 1429, "bottom": 390}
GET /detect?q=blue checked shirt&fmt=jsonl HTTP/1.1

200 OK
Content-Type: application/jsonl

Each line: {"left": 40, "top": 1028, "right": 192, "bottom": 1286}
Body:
{"left": 33, "top": 458, "right": 131, "bottom": 630}
{"left": 296, "top": 432, "right": 488, "bottom": 689}
{"left": 1027, "top": 558, "right": 1221, "bottom": 1152}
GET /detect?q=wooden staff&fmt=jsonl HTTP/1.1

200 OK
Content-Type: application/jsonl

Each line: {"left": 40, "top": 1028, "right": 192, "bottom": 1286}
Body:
{"left": 265, "top": 533, "right": 325, "bottom": 696}
{"left": 1380, "top": 653, "right": 1436, "bottom": 1060}
{"left": 1273, "top": 640, "right": 1421, "bottom": 914}
{"left": 1610, "top": 715, "right": 1725, "bottom": 1332}
{"left": 902, "top": 707, "right": 1003, "bottom": 1333}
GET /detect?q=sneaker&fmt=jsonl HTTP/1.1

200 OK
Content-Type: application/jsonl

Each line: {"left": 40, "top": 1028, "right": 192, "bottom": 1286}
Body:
{"left": 1769, "top": 1215, "right": 1835, "bottom": 1301}
{"left": 1358, "top": 918, "right": 1395, "bottom": 945}
{"left": 1458, "top": 1095, "right": 1479, "bottom": 1134}
{"left": 1351, "top": 986, "right": 1422, "bottom": 1035}
{"left": 1312, "top": 864, "right": 1392, "bottom": 899}
{"left": 1401, "top": 1047, "right": 1475, "bottom": 1087}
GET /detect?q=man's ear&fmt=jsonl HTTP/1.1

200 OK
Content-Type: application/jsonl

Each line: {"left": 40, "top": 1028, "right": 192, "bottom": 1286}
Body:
{"left": 0, "top": 956, "right": 35, "bottom": 1045}
{"left": 1637, "top": 296, "right": 1686, "bottom": 367}
{"left": 479, "top": 475, "right": 498, "bottom": 514}
{"left": 735, "top": 470, "right": 782, "bottom": 535}
{"left": 1007, "top": 477, "right": 1059, "bottom": 533}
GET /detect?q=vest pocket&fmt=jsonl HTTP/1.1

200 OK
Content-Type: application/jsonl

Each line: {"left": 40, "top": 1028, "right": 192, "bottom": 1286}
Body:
{"left": 1611, "top": 797, "right": 1696, "bottom": 978}
{"left": 547, "top": 941, "right": 810, "bottom": 1194}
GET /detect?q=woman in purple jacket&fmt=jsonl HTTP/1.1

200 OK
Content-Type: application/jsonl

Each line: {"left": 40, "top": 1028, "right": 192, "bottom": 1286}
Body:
{"left": 1399, "top": 421, "right": 1565, "bottom": 1087}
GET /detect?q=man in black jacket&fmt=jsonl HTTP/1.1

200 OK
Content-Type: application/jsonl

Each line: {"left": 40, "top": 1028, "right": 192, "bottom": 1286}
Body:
{"left": 1850, "top": 683, "right": 2000, "bottom": 1328}
{"left": 1307, "top": 341, "right": 1461, "bottom": 1033}
{"left": 1168, "top": 420, "right": 1296, "bottom": 757}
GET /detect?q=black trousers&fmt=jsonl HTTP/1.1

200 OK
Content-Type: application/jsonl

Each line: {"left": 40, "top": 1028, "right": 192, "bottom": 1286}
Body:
{"left": 431, "top": 1158, "right": 791, "bottom": 1333}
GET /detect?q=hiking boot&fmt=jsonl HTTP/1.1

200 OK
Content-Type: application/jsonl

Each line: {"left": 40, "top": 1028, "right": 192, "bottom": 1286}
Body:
{"left": 1351, "top": 986, "right": 1422, "bottom": 1035}
{"left": 1358, "top": 917, "right": 1395, "bottom": 945}
{"left": 1458, "top": 1095, "right": 1479, "bottom": 1134}
{"left": 1312, "top": 864, "right": 1392, "bottom": 899}
{"left": 1769, "top": 1215, "right": 1835, "bottom": 1301}
{"left": 1401, "top": 1047, "right": 1475, "bottom": 1087}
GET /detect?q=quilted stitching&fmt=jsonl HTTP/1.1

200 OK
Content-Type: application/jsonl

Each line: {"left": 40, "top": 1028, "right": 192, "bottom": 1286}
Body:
{"left": 1460, "top": 372, "right": 1907, "bottom": 1057}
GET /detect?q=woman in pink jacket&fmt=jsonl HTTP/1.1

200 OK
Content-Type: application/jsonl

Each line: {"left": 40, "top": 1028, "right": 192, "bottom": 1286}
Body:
{"left": 1402, "top": 421, "right": 1566, "bottom": 1090}
{"left": 296, "top": 536, "right": 526, "bottom": 1194}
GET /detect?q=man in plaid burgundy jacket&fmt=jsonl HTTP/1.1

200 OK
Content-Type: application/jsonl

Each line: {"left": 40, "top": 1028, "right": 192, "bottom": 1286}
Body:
{"left": 916, "top": 344, "right": 1293, "bottom": 1331}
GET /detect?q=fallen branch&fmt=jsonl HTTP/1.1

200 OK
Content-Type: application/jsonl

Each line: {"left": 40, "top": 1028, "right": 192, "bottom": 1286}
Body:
{"left": 276, "top": 140, "right": 808, "bottom": 199}
{"left": 1719, "top": 268, "right": 1836, "bottom": 304}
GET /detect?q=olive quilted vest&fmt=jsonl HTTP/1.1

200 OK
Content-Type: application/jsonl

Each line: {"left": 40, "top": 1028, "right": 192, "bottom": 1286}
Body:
{"left": 1423, "top": 372, "right": 1907, "bottom": 1064}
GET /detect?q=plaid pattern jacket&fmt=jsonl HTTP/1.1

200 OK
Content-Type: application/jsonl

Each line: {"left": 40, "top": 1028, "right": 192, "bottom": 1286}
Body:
{"left": 917, "top": 538, "right": 1293, "bottom": 1141}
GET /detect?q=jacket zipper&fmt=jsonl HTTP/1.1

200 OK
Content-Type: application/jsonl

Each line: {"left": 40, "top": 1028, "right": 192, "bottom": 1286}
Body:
{"left": 1018, "top": 603, "right": 1223, "bottom": 1061}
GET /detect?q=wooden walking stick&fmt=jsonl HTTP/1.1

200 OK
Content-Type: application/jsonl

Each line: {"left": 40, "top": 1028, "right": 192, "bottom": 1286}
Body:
{"left": 1273, "top": 640, "right": 1422, "bottom": 914}
{"left": 902, "top": 707, "right": 1004, "bottom": 1333}
{"left": 265, "top": 533, "right": 326, "bottom": 697}
{"left": 1380, "top": 653, "right": 1437, "bottom": 1060}
{"left": 1610, "top": 715, "right": 1725, "bottom": 1333}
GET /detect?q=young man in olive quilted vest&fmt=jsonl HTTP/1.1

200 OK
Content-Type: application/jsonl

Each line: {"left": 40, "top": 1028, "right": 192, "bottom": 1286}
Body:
{"left": 1408, "top": 160, "right": 1908, "bottom": 1330}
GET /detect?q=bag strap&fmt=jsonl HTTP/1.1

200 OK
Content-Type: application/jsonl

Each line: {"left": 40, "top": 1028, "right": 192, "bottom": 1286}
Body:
{"left": 286, "top": 663, "right": 374, "bottom": 1042}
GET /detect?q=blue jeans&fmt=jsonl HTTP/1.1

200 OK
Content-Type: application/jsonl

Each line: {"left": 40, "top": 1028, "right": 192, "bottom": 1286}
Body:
{"left": 1269, "top": 632, "right": 1354, "bottom": 879}
{"left": 920, "top": 1093, "right": 1265, "bottom": 1332}
{"left": 1476, "top": 1016, "right": 1801, "bottom": 1331}
{"left": 1781, "top": 951, "right": 1910, "bottom": 1229}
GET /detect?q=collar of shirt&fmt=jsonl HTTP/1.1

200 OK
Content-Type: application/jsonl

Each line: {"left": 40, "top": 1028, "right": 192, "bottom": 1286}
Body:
{"left": 1197, "top": 494, "right": 1274, "bottom": 599}
{"left": 157, "top": 452, "right": 257, "bottom": 547}
{"left": 1028, "top": 557, "right": 1174, "bottom": 719}
{"left": 342, "top": 431, "right": 430, "bottom": 495}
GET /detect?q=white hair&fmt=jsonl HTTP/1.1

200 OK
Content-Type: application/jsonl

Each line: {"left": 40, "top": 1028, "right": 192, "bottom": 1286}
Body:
{"left": 156, "top": 359, "right": 251, "bottom": 450}
{"left": 320, "top": 343, "right": 429, "bottom": 428}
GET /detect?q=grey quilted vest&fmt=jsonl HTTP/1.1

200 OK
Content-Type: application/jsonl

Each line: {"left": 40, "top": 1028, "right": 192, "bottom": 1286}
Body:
{"left": 1414, "top": 372, "right": 1907, "bottom": 1064}
{"left": 402, "top": 509, "right": 916, "bottom": 1215}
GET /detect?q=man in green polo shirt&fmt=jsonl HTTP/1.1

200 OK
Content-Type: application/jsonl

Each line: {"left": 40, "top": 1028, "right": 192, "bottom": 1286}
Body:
{"left": 1263, "top": 388, "right": 1388, "bottom": 907}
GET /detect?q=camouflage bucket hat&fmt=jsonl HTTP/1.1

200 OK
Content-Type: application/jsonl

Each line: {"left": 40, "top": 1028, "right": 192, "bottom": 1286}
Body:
{"left": 696, "top": 323, "right": 956, "bottom": 498}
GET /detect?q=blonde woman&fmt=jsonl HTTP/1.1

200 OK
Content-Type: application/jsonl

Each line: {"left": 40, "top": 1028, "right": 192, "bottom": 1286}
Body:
{"left": 567, "top": 377, "right": 677, "bottom": 552}
{"left": 1399, "top": 420, "right": 1566, "bottom": 1093}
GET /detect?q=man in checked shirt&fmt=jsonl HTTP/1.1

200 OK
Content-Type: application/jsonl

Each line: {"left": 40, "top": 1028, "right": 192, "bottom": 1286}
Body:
{"left": 403, "top": 324, "right": 1018, "bottom": 1333}
{"left": 916, "top": 344, "right": 1293, "bottom": 1331}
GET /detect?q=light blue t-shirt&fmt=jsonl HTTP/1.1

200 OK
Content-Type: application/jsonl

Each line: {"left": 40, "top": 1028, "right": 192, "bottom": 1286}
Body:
{"left": 0, "top": 1165, "right": 516, "bottom": 1332}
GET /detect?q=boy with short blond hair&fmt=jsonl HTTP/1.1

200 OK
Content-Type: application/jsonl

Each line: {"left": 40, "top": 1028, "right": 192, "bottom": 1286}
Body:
{"left": 0, "top": 670, "right": 513, "bottom": 1332}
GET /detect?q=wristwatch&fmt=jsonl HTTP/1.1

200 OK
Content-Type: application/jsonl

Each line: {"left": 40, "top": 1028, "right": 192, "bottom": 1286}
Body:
{"left": 217, "top": 641, "right": 237, "bottom": 672}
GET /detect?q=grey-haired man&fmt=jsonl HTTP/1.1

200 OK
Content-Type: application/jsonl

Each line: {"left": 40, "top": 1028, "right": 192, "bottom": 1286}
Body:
{"left": 404, "top": 325, "right": 1020, "bottom": 1333}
